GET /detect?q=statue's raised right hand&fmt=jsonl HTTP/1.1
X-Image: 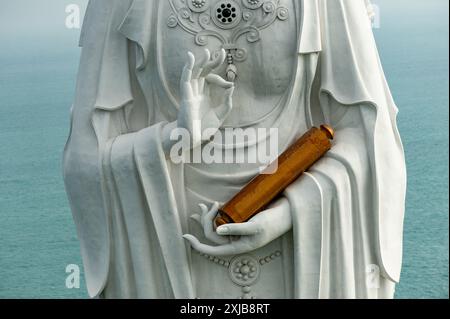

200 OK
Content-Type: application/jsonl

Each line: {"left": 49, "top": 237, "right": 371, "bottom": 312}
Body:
{"left": 177, "top": 49, "right": 235, "bottom": 149}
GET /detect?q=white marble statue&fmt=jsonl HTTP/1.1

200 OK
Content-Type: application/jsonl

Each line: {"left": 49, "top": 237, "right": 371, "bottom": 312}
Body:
{"left": 63, "top": 0, "right": 407, "bottom": 299}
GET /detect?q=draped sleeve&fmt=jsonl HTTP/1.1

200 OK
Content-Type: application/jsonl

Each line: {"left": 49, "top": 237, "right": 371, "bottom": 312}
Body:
{"left": 300, "top": 0, "right": 407, "bottom": 283}
{"left": 64, "top": 0, "right": 135, "bottom": 297}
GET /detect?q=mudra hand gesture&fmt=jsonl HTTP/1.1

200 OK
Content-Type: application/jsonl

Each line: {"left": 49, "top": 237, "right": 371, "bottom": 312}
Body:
{"left": 184, "top": 198, "right": 293, "bottom": 256}
{"left": 176, "top": 49, "right": 235, "bottom": 149}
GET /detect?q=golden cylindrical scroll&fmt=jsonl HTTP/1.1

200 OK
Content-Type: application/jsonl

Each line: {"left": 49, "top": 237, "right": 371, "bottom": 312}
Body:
{"left": 215, "top": 125, "right": 335, "bottom": 227}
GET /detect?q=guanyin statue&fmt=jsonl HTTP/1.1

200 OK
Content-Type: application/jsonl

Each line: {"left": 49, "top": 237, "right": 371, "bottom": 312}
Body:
{"left": 64, "top": 0, "right": 406, "bottom": 299}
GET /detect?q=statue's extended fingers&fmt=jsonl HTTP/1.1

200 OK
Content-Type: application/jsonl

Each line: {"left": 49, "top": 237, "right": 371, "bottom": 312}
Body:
{"left": 216, "top": 221, "right": 260, "bottom": 236}
{"left": 198, "top": 77, "right": 206, "bottom": 94}
{"left": 209, "top": 202, "right": 220, "bottom": 215}
{"left": 202, "top": 202, "right": 228, "bottom": 244}
{"left": 205, "top": 74, "right": 234, "bottom": 89}
{"left": 211, "top": 49, "right": 227, "bottom": 69}
{"left": 199, "top": 203, "right": 208, "bottom": 215}
{"left": 200, "top": 49, "right": 226, "bottom": 77}
{"left": 215, "top": 87, "right": 235, "bottom": 121}
{"left": 223, "top": 87, "right": 234, "bottom": 111}
{"left": 201, "top": 202, "right": 219, "bottom": 224}
{"left": 204, "top": 229, "right": 231, "bottom": 245}
{"left": 181, "top": 52, "right": 195, "bottom": 82}
{"left": 180, "top": 52, "right": 195, "bottom": 100}
{"left": 183, "top": 234, "right": 245, "bottom": 256}
{"left": 180, "top": 80, "right": 194, "bottom": 102}
{"left": 193, "top": 49, "right": 211, "bottom": 79}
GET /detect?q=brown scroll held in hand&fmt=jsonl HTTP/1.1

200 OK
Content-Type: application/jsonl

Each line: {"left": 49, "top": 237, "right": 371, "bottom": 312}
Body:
{"left": 214, "top": 124, "right": 335, "bottom": 227}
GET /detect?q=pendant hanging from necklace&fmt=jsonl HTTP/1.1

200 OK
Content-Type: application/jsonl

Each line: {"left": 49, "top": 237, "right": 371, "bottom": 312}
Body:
{"left": 226, "top": 51, "right": 238, "bottom": 82}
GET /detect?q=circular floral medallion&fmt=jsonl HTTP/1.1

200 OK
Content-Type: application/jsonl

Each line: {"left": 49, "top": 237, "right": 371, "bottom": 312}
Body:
{"left": 188, "top": 0, "right": 210, "bottom": 13}
{"left": 212, "top": 0, "right": 242, "bottom": 29}
{"left": 228, "top": 255, "right": 260, "bottom": 286}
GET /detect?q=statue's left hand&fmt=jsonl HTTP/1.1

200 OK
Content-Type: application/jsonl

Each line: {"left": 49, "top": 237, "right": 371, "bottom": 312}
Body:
{"left": 183, "top": 198, "right": 292, "bottom": 256}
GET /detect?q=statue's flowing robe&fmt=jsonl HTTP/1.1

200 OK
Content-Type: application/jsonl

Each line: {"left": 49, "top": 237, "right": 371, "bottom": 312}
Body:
{"left": 64, "top": 0, "right": 406, "bottom": 298}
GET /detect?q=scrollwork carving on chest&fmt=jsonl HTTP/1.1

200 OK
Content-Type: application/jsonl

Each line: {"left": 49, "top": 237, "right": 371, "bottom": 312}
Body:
{"left": 167, "top": 0, "right": 289, "bottom": 81}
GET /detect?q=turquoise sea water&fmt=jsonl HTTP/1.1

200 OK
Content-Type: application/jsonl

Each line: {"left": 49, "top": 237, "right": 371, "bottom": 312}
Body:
{"left": 0, "top": 0, "right": 448, "bottom": 298}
